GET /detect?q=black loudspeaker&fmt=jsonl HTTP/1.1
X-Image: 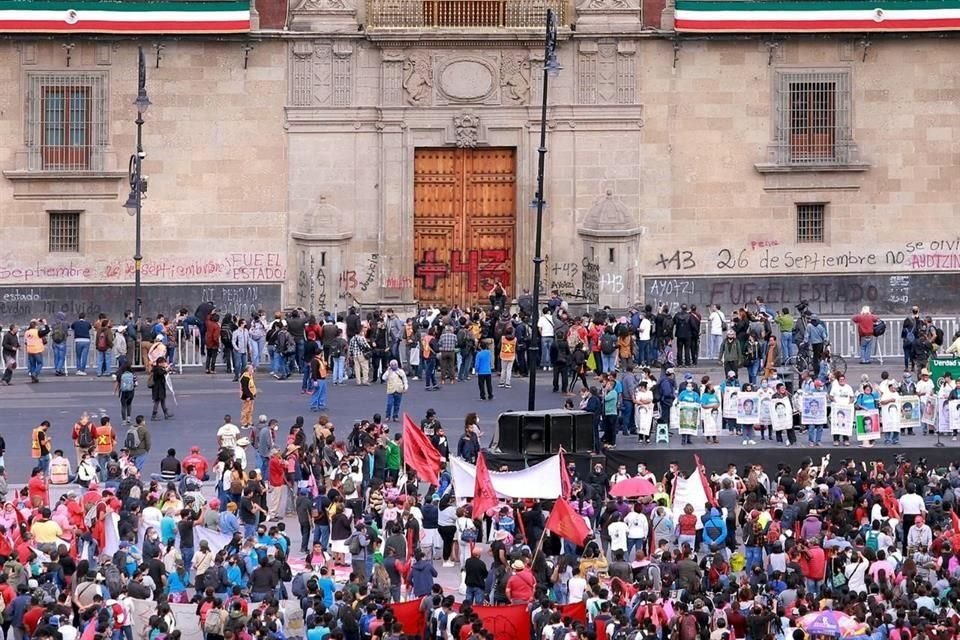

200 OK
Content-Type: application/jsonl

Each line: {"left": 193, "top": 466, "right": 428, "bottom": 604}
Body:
{"left": 497, "top": 413, "right": 523, "bottom": 454}
{"left": 572, "top": 412, "right": 595, "bottom": 453}
{"left": 548, "top": 413, "right": 574, "bottom": 453}
{"left": 521, "top": 414, "right": 548, "bottom": 454}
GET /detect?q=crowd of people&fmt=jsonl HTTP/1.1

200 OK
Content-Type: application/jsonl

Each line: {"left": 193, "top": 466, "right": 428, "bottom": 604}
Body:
{"left": 9, "top": 398, "right": 960, "bottom": 640}
{"left": 3, "top": 292, "right": 960, "bottom": 640}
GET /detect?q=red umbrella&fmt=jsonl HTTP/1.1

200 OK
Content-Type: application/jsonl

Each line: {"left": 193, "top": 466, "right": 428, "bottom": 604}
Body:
{"left": 609, "top": 477, "right": 656, "bottom": 497}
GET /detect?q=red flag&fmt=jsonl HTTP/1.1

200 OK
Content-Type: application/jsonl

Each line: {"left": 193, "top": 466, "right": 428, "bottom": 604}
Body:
{"left": 694, "top": 454, "right": 717, "bottom": 507}
{"left": 559, "top": 601, "right": 587, "bottom": 624}
{"left": 402, "top": 413, "right": 443, "bottom": 484}
{"left": 390, "top": 600, "right": 424, "bottom": 636}
{"left": 473, "top": 604, "right": 530, "bottom": 640}
{"left": 559, "top": 450, "right": 572, "bottom": 499}
{"left": 472, "top": 452, "right": 499, "bottom": 518}
{"left": 951, "top": 510, "right": 960, "bottom": 535}
{"left": 545, "top": 497, "right": 592, "bottom": 546}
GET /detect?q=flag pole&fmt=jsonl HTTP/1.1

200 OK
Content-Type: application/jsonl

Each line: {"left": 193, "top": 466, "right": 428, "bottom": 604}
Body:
{"left": 531, "top": 525, "right": 550, "bottom": 565}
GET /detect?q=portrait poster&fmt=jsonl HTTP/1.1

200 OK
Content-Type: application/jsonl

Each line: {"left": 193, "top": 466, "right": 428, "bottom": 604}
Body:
{"left": 758, "top": 396, "right": 772, "bottom": 426}
{"left": 898, "top": 395, "right": 920, "bottom": 429}
{"left": 950, "top": 400, "right": 960, "bottom": 433}
{"left": 801, "top": 393, "right": 828, "bottom": 425}
{"left": 636, "top": 404, "right": 653, "bottom": 437}
{"left": 722, "top": 387, "right": 738, "bottom": 419}
{"left": 679, "top": 402, "right": 701, "bottom": 436}
{"left": 881, "top": 401, "right": 901, "bottom": 433}
{"left": 855, "top": 409, "right": 881, "bottom": 441}
{"left": 770, "top": 398, "right": 793, "bottom": 432}
{"left": 737, "top": 392, "right": 759, "bottom": 424}
{"left": 702, "top": 407, "right": 721, "bottom": 437}
{"left": 830, "top": 406, "right": 854, "bottom": 438}
{"left": 920, "top": 395, "right": 936, "bottom": 426}
{"left": 939, "top": 399, "right": 952, "bottom": 434}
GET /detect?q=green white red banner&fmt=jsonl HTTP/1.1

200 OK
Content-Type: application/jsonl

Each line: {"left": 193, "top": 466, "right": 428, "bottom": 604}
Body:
{"left": 0, "top": 0, "right": 250, "bottom": 34}
{"left": 676, "top": 0, "right": 960, "bottom": 33}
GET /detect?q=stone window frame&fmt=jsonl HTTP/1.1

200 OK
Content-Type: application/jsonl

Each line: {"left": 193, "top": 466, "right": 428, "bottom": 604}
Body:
{"left": 756, "top": 66, "right": 869, "bottom": 174}
{"left": 48, "top": 210, "right": 83, "bottom": 253}
{"left": 24, "top": 71, "right": 109, "bottom": 172}
{"left": 795, "top": 202, "right": 826, "bottom": 244}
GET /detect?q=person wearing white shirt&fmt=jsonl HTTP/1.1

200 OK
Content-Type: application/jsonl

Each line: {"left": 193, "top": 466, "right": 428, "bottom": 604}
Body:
{"left": 217, "top": 416, "right": 241, "bottom": 451}
{"left": 843, "top": 550, "right": 868, "bottom": 594}
{"left": 608, "top": 513, "right": 628, "bottom": 554}
{"left": 635, "top": 463, "right": 656, "bottom": 484}
{"left": 567, "top": 569, "right": 588, "bottom": 602}
{"left": 609, "top": 465, "right": 630, "bottom": 488}
{"left": 537, "top": 313, "right": 555, "bottom": 371}
{"left": 830, "top": 375, "right": 855, "bottom": 446}
{"left": 638, "top": 315, "right": 653, "bottom": 366}
{"left": 624, "top": 504, "right": 649, "bottom": 556}
{"left": 707, "top": 305, "right": 726, "bottom": 359}
{"left": 879, "top": 383, "right": 901, "bottom": 445}
{"left": 898, "top": 487, "right": 927, "bottom": 553}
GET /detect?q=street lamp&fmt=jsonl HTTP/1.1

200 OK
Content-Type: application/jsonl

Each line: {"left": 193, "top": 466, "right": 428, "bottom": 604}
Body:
{"left": 124, "top": 46, "right": 151, "bottom": 332}
{"left": 527, "top": 9, "right": 561, "bottom": 412}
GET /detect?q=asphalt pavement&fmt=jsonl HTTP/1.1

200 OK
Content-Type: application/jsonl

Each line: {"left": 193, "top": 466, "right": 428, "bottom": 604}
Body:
{"left": 0, "top": 365, "right": 558, "bottom": 479}
{"left": 0, "top": 359, "right": 888, "bottom": 479}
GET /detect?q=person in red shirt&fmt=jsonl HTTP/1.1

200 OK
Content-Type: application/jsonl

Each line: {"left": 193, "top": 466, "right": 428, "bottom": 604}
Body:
{"left": 22, "top": 597, "right": 45, "bottom": 636}
{"left": 505, "top": 559, "right": 536, "bottom": 604}
{"left": 26, "top": 468, "right": 47, "bottom": 510}
{"left": 0, "top": 575, "right": 14, "bottom": 611}
{"left": 182, "top": 446, "right": 210, "bottom": 481}
{"left": 851, "top": 306, "right": 878, "bottom": 365}
{"left": 797, "top": 541, "right": 826, "bottom": 597}
{"left": 677, "top": 504, "right": 699, "bottom": 550}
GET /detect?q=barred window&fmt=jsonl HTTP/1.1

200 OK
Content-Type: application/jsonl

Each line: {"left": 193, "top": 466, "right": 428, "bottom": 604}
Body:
{"left": 773, "top": 69, "right": 852, "bottom": 166}
{"left": 25, "top": 72, "right": 108, "bottom": 171}
{"left": 796, "top": 203, "right": 825, "bottom": 244}
{"left": 49, "top": 212, "right": 81, "bottom": 253}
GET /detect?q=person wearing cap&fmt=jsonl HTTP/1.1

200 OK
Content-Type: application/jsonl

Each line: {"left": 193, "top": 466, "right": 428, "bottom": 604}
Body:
{"left": 505, "top": 559, "right": 535, "bottom": 604}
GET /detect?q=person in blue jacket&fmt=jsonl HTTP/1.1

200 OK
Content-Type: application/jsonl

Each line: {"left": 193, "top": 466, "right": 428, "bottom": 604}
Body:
{"left": 676, "top": 375, "right": 701, "bottom": 445}
{"left": 657, "top": 368, "right": 677, "bottom": 427}
{"left": 701, "top": 506, "right": 728, "bottom": 554}
{"left": 475, "top": 339, "right": 494, "bottom": 401}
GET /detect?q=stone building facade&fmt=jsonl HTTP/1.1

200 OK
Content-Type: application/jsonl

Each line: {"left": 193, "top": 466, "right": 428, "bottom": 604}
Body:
{"left": 1, "top": 0, "right": 959, "bottom": 325}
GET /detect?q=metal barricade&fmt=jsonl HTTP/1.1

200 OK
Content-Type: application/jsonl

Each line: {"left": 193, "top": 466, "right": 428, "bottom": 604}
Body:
{"left": 696, "top": 315, "right": 959, "bottom": 362}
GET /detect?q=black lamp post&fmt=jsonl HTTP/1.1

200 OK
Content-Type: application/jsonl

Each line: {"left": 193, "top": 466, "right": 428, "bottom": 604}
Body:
{"left": 527, "top": 9, "right": 561, "bottom": 412}
{"left": 124, "top": 46, "right": 151, "bottom": 334}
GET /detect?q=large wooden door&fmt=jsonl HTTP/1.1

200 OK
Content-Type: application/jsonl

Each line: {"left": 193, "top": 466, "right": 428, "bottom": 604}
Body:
{"left": 413, "top": 147, "right": 516, "bottom": 308}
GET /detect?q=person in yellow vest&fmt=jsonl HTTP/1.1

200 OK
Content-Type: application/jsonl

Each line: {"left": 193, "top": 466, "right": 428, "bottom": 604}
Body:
{"left": 95, "top": 416, "right": 116, "bottom": 482}
{"left": 239, "top": 363, "right": 257, "bottom": 428}
{"left": 48, "top": 449, "right": 73, "bottom": 485}
{"left": 499, "top": 326, "right": 517, "bottom": 389}
{"left": 24, "top": 319, "right": 50, "bottom": 383}
{"left": 31, "top": 420, "right": 52, "bottom": 475}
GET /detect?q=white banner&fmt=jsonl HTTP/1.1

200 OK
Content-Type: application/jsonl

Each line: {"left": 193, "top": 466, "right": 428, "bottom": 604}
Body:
{"left": 195, "top": 526, "right": 233, "bottom": 554}
{"left": 671, "top": 466, "right": 708, "bottom": 529}
{"left": 449, "top": 454, "right": 563, "bottom": 500}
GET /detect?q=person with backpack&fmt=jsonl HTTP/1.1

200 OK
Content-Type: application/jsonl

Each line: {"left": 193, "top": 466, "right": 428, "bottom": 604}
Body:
{"left": 114, "top": 362, "right": 137, "bottom": 425}
{"left": 72, "top": 413, "right": 96, "bottom": 466}
{"left": 599, "top": 327, "right": 618, "bottom": 375}
{"left": 124, "top": 415, "right": 151, "bottom": 472}
{"left": 49, "top": 312, "right": 69, "bottom": 377}
{"left": 93, "top": 318, "right": 114, "bottom": 378}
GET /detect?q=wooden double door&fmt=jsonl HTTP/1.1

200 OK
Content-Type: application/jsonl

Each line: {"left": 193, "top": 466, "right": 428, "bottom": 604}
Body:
{"left": 413, "top": 147, "right": 516, "bottom": 308}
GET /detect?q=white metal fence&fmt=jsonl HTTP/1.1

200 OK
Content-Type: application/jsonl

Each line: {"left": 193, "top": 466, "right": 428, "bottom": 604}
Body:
{"left": 3, "top": 316, "right": 958, "bottom": 373}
